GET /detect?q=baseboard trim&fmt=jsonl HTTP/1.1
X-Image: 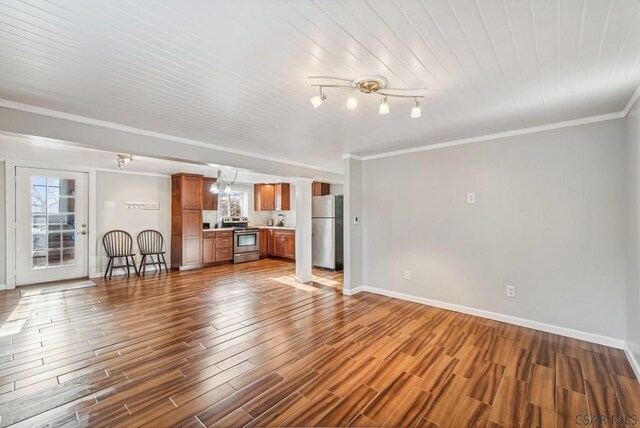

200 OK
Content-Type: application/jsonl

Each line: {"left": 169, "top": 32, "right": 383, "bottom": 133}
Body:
{"left": 360, "top": 286, "right": 625, "bottom": 349}
{"left": 624, "top": 342, "right": 640, "bottom": 380}
{"left": 342, "top": 286, "right": 363, "bottom": 296}
{"left": 0, "top": 283, "right": 6, "bottom": 291}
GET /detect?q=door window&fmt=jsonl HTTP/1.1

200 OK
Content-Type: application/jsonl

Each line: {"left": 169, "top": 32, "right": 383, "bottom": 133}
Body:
{"left": 30, "top": 176, "right": 76, "bottom": 269}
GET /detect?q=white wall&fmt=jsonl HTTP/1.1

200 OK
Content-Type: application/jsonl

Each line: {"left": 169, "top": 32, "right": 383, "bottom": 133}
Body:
{"left": 0, "top": 161, "right": 5, "bottom": 285}
{"left": 95, "top": 171, "right": 171, "bottom": 274}
{"left": 626, "top": 100, "right": 640, "bottom": 365}
{"left": 362, "top": 119, "right": 627, "bottom": 340}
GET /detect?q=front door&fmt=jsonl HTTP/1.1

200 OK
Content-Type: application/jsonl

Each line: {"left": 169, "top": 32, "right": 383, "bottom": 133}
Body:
{"left": 15, "top": 167, "right": 89, "bottom": 285}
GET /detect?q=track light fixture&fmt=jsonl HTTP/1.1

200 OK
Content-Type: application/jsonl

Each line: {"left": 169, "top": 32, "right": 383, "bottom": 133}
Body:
{"left": 379, "top": 96, "right": 389, "bottom": 115}
{"left": 116, "top": 153, "right": 132, "bottom": 169}
{"left": 310, "top": 87, "right": 327, "bottom": 109}
{"left": 411, "top": 98, "right": 421, "bottom": 118}
{"left": 346, "top": 90, "right": 358, "bottom": 110}
{"left": 308, "top": 75, "right": 425, "bottom": 118}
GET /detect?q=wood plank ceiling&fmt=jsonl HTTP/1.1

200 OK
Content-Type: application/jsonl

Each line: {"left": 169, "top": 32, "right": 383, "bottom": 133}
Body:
{"left": 0, "top": 0, "right": 639, "bottom": 172}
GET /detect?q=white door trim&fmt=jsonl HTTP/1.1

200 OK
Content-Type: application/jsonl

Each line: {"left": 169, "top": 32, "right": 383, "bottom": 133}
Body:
{"left": 3, "top": 158, "right": 98, "bottom": 289}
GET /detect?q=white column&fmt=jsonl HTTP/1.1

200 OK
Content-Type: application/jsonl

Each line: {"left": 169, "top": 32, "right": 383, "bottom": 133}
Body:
{"left": 343, "top": 156, "right": 363, "bottom": 295}
{"left": 294, "top": 178, "right": 313, "bottom": 283}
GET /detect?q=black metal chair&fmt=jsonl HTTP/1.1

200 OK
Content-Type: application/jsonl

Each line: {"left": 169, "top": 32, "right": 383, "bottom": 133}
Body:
{"left": 103, "top": 230, "right": 138, "bottom": 279}
{"left": 137, "top": 230, "right": 169, "bottom": 276}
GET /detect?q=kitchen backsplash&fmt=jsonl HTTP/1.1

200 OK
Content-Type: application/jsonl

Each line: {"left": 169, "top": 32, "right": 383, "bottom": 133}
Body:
{"left": 202, "top": 209, "right": 296, "bottom": 228}
{"left": 202, "top": 210, "right": 217, "bottom": 226}
{"left": 251, "top": 210, "right": 296, "bottom": 227}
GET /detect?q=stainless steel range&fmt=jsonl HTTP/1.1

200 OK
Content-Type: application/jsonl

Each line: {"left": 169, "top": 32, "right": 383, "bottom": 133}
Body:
{"left": 221, "top": 217, "right": 260, "bottom": 263}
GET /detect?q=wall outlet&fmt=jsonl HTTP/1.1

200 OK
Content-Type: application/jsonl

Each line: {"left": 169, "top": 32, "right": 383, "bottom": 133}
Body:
{"left": 506, "top": 285, "right": 516, "bottom": 298}
{"left": 467, "top": 192, "right": 476, "bottom": 204}
{"left": 404, "top": 270, "right": 411, "bottom": 280}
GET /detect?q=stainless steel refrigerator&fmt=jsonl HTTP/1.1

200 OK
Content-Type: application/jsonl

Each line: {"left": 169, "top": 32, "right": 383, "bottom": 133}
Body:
{"left": 312, "top": 195, "right": 344, "bottom": 270}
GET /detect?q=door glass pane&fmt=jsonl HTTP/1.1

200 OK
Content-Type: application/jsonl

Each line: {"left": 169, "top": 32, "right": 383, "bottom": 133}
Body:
{"left": 31, "top": 176, "right": 77, "bottom": 269}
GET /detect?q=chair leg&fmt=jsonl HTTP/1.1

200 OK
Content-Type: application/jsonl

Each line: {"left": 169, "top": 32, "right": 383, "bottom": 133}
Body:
{"left": 104, "top": 257, "right": 112, "bottom": 279}
{"left": 162, "top": 254, "right": 169, "bottom": 273}
{"left": 141, "top": 255, "right": 146, "bottom": 276}
{"left": 132, "top": 255, "right": 139, "bottom": 276}
{"left": 125, "top": 256, "right": 131, "bottom": 276}
{"left": 109, "top": 258, "right": 115, "bottom": 280}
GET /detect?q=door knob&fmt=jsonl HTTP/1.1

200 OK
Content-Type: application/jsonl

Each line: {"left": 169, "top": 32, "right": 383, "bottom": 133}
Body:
{"left": 80, "top": 231, "right": 87, "bottom": 235}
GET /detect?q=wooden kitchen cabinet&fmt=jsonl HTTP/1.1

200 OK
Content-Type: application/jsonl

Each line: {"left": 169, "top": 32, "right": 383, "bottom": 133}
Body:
{"left": 171, "top": 174, "right": 203, "bottom": 269}
{"left": 202, "top": 236, "right": 215, "bottom": 264}
{"left": 203, "top": 177, "right": 218, "bottom": 211}
{"left": 254, "top": 183, "right": 290, "bottom": 211}
{"left": 268, "top": 229, "right": 295, "bottom": 260}
{"left": 202, "top": 230, "right": 233, "bottom": 264}
{"left": 312, "top": 182, "right": 331, "bottom": 197}
{"left": 259, "top": 228, "right": 269, "bottom": 258}
{"left": 254, "top": 184, "right": 275, "bottom": 211}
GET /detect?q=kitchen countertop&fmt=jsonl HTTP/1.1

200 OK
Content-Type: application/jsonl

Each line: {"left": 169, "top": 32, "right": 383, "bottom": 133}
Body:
{"left": 257, "top": 226, "right": 296, "bottom": 230}
{"left": 202, "top": 229, "right": 232, "bottom": 232}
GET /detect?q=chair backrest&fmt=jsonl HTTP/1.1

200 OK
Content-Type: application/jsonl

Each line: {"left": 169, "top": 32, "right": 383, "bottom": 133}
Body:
{"left": 103, "top": 230, "right": 134, "bottom": 257}
{"left": 137, "top": 230, "right": 164, "bottom": 255}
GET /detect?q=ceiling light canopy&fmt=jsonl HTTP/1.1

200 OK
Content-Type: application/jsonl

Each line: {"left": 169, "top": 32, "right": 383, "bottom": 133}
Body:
{"left": 308, "top": 75, "right": 425, "bottom": 118}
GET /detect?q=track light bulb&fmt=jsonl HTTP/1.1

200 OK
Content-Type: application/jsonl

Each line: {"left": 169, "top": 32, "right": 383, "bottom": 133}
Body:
{"left": 225, "top": 183, "right": 232, "bottom": 193}
{"left": 379, "top": 96, "right": 389, "bottom": 115}
{"left": 347, "top": 95, "right": 358, "bottom": 110}
{"left": 411, "top": 99, "right": 421, "bottom": 118}
{"left": 210, "top": 182, "right": 219, "bottom": 194}
{"left": 310, "top": 88, "right": 327, "bottom": 109}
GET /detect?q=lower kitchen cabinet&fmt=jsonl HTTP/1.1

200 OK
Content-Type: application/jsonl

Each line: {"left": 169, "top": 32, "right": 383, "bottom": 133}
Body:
{"left": 259, "top": 229, "right": 270, "bottom": 258}
{"left": 268, "top": 229, "right": 295, "bottom": 260}
{"left": 202, "top": 230, "right": 233, "bottom": 263}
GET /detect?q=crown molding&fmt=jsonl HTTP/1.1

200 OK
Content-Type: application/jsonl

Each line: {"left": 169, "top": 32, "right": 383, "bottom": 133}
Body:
{"left": 0, "top": 99, "right": 341, "bottom": 175}
{"left": 359, "top": 111, "right": 625, "bottom": 161}
{"left": 623, "top": 84, "right": 640, "bottom": 117}
{"left": 341, "top": 154, "right": 364, "bottom": 160}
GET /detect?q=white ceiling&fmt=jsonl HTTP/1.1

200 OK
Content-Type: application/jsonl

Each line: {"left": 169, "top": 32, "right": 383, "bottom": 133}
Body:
{"left": 0, "top": 133, "right": 294, "bottom": 184}
{"left": 0, "top": 0, "right": 639, "bottom": 172}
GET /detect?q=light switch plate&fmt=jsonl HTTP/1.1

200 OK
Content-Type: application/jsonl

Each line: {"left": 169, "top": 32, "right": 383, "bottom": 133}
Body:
{"left": 103, "top": 200, "right": 116, "bottom": 208}
{"left": 353, "top": 216, "right": 359, "bottom": 224}
{"left": 467, "top": 192, "right": 476, "bottom": 204}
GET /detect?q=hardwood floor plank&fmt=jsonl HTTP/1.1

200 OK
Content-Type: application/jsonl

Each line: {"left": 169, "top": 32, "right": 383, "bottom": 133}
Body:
{"left": 488, "top": 375, "right": 528, "bottom": 428}
{"left": 450, "top": 396, "right": 491, "bottom": 427}
{"left": 526, "top": 364, "right": 556, "bottom": 411}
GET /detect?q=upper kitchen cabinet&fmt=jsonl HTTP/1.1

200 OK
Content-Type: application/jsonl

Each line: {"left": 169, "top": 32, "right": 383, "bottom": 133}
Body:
{"left": 254, "top": 184, "right": 275, "bottom": 211}
{"left": 254, "top": 183, "right": 290, "bottom": 211}
{"left": 203, "top": 177, "right": 218, "bottom": 211}
{"left": 174, "top": 173, "right": 203, "bottom": 210}
{"left": 274, "top": 183, "right": 290, "bottom": 210}
{"left": 312, "top": 182, "right": 330, "bottom": 197}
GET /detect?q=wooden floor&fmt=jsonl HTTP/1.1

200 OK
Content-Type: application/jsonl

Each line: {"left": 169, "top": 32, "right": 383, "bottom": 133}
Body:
{"left": 0, "top": 259, "right": 638, "bottom": 427}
